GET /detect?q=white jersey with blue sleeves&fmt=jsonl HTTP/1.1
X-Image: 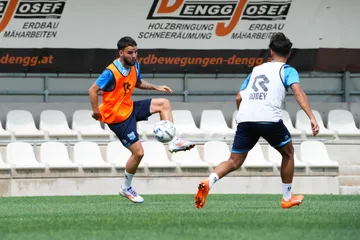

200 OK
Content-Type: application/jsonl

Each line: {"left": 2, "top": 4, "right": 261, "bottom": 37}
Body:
{"left": 237, "top": 61, "right": 300, "bottom": 123}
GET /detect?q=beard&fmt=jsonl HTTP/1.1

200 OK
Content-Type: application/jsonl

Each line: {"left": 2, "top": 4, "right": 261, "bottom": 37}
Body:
{"left": 123, "top": 56, "right": 135, "bottom": 66}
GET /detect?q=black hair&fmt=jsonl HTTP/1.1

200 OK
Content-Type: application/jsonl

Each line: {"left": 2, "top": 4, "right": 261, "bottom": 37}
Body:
{"left": 117, "top": 36, "right": 137, "bottom": 50}
{"left": 269, "top": 32, "right": 293, "bottom": 57}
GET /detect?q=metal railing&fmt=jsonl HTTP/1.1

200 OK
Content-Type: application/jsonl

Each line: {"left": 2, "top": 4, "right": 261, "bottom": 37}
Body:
{"left": 0, "top": 71, "right": 359, "bottom": 102}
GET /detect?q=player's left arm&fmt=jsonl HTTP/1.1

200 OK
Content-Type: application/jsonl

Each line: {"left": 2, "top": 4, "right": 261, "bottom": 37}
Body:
{"left": 135, "top": 62, "right": 173, "bottom": 93}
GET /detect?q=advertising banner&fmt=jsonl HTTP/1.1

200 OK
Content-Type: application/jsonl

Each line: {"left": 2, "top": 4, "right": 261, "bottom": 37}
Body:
{"left": 0, "top": 0, "right": 359, "bottom": 73}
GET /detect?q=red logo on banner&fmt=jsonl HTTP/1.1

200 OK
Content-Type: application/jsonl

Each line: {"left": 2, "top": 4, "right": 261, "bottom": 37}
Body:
{"left": 0, "top": 0, "right": 19, "bottom": 33}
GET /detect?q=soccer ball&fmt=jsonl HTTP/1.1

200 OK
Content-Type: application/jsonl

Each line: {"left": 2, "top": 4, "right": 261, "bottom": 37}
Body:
{"left": 153, "top": 120, "right": 176, "bottom": 143}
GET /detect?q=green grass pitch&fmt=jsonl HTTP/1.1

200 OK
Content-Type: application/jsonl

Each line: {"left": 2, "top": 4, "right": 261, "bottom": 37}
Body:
{"left": 0, "top": 194, "right": 359, "bottom": 240}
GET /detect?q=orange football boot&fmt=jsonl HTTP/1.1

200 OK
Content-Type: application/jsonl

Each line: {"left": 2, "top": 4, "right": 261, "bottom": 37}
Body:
{"left": 195, "top": 180, "right": 210, "bottom": 208}
{"left": 281, "top": 193, "right": 304, "bottom": 208}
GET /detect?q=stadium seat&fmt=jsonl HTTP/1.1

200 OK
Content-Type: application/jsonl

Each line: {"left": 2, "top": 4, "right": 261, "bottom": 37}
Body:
{"left": 171, "top": 146, "right": 210, "bottom": 168}
{"left": 172, "top": 110, "right": 205, "bottom": 139}
{"left": 0, "top": 121, "right": 12, "bottom": 139}
{"left": 295, "top": 110, "right": 335, "bottom": 139}
{"left": 40, "top": 142, "right": 79, "bottom": 169}
{"left": 242, "top": 143, "right": 274, "bottom": 168}
{"left": 0, "top": 152, "right": 11, "bottom": 170}
{"left": 142, "top": 141, "right": 176, "bottom": 168}
{"left": 267, "top": 145, "right": 306, "bottom": 168}
{"left": 6, "top": 142, "right": 46, "bottom": 170}
{"left": 200, "top": 110, "right": 235, "bottom": 139}
{"left": 282, "top": 110, "right": 303, "bottom": 139}
{"left": 39, "top": 110, "right": 78, "bottom": 139}
{"left": 327, "top": 109, "right": 360, "bottom": 139}
{"left": 137, "top": 113, "right": 160, "bottom": 138}
{"left": 6, "top": 110, "right": 45, "bottom": 138}
{"left": 203, "top": 141, "right": 230, "bottom": 166}
{"left": 72, "top": 110, "right": 110, "bottom": 139}
{"left": 300, "top": 141, "right": 339, "bottom": 168}
{"left": 232, "top": 110, "right": 238, "bottom": 130}
{"left": 106, "top": 141, "right": 133, "bottom": 168}
{"left": 73, "top": 142, "right": 112, "bottom": 169}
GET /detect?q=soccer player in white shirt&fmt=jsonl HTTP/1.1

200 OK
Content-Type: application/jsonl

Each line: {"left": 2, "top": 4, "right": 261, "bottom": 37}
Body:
{"left": 195, "top": 33, "right": 320, "bottom": 209}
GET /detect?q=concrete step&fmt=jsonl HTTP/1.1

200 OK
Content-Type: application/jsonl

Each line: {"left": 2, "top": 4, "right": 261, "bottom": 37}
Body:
{"left": 339, "top": 186, "right": 360, "bottom": 195}
{"left": 339, "top": 176, "right": 360, "bottom": 186}
{"left": 339, "top": 165, "right": 360, "bottom": 175}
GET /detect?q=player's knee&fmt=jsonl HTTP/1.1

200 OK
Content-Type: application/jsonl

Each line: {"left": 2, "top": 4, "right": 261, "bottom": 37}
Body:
{"left": 133, "top": 150, "right": 144, "bottom": 162}
{"left": 281, "top": 144, "right": 294, "bottom": 159}
{"left": 287, "top": 144, "right": 294, "bottom": 157}
{"left": 160, "top": 98, "right": 171, "bottom": 111}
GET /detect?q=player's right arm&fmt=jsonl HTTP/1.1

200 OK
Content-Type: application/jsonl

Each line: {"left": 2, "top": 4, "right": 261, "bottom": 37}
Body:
{"left": 89, "top": 83, "right": 101, "bottom": 120}
{"left": 236, "top": 92, "right": 242, "bottom": 109}
{"left": 88, "top": 69, "right": 114, "bottom": 120}
{"left": 236, "top": 74, "right": 251, "bottom": 109}
{"left": 286, "top": 67, "right": 319, "bottom": 136}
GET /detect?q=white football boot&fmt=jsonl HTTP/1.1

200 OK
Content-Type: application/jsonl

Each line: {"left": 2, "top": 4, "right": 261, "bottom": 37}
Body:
{"left": 168, "top": 138, "right": 195, "bottom": 153}
{"left": 119, "top": 186, "right": 144, "bottom": 204}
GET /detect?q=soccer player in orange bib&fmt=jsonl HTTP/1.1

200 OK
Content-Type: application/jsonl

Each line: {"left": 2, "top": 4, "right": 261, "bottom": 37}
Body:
{"left": 89, "top": 36, "right": 195, "bottom": 203}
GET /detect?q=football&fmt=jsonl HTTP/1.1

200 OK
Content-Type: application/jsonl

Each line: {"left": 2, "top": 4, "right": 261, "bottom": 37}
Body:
{"left": 153, "top": 120, "right": 176, "bottom": 143}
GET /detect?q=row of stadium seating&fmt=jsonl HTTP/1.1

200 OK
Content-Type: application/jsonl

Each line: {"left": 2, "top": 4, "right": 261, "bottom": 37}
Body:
{"left": 0, "top": 109, "right": 359, "bottom": 141}
{"left": 0, "top": 140, "right": 339, "bottom": 170}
